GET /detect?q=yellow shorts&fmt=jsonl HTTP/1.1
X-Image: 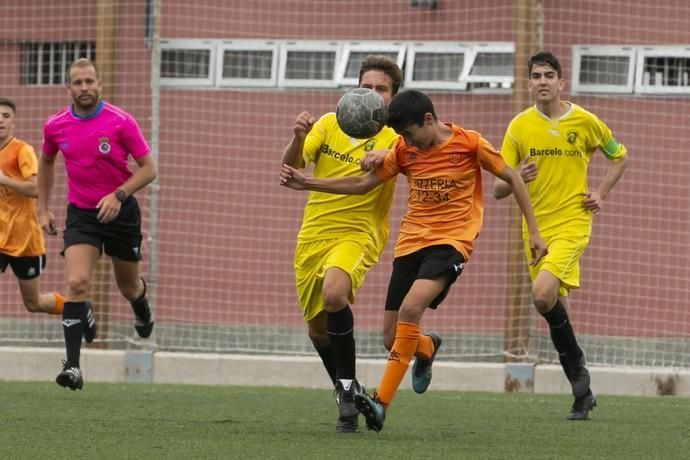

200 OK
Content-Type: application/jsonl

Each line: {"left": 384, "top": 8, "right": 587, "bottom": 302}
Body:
{"left": 524, "top": 234, "right": 590, "bottom": 297}
{"left": 294, "top": 237, "right": 376, "bottom": 322}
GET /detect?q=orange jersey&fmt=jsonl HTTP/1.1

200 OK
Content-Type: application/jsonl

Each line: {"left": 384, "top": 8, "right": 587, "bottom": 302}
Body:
{"left": 375, "top": 124, "right": 505, "bottom": 259}
{"left": 0, "top": 138, "right": 45, "bottom": 257}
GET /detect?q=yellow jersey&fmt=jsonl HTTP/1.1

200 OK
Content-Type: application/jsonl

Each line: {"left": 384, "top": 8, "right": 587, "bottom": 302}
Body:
{"left": 501, "top": 103, "right": 627, "bottom": 237}
{"left": 0, "top": 137, "right": 45, "bottom": 257}
{"left": 298, "top": 113, "right": 398, "bottom": 261}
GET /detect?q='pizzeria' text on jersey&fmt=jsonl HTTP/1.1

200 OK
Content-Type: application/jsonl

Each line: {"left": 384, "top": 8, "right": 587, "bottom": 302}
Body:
{"left": 413, "top": 177, "right": 458, "bottom": 204}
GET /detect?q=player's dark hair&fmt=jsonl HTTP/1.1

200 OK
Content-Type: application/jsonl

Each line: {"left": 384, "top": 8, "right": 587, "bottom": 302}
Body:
{"left": 0, "top": 97, "right": 16, "bottom": 114}
{"left": 528, "top": 51, "right": 562, "bottom": 78}
{"left": 66, "top": 58, "right": 101, "bottom": 83}
{"left": 358, "top": 55, "right": 403, "bottom": 96}
{"left": 387, "top": 90, "right": 437, "bottom": 133}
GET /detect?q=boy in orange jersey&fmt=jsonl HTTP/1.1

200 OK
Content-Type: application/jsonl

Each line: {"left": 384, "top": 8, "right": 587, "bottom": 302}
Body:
{"left": 280, "top": 89, "right": 547, "bottom": 432}
{"left": 0, "top": 97, "right": 65, "bottom": 316}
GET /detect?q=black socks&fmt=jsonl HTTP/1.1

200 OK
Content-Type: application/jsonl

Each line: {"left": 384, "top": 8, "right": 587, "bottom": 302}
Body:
{"left": 62, "top": 301, "right": 87, "bottom": 367}
{"left": 327, "top": 305, "right": 356, "bottom": 381}
{"left": 541, "top": 300, "right": 584, "bottom": 372}
{"left": 131, "top": 279, "right": 151, "bottom": 321}
{"left": 314, "top": 344, "right": 337, "bottom": 385}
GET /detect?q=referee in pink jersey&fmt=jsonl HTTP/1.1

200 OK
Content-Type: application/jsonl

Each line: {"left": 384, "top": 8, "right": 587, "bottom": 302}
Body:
{"left": 38, "top": 58, "right": 157, "bottom": 390}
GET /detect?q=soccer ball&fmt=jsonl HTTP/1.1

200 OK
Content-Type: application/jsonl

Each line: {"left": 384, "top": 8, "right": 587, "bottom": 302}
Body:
{"left": 336, "top": 88, "right": 388, "bottom": 139}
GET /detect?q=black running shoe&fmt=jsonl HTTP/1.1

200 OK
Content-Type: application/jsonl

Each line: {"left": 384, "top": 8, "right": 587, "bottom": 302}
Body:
{"left": 411, "top": 332, "right": 442, "bottom": 394}
{"left": 566, "top": 391, "right": 596, "bottom": 420}
{"left": 335, "top": 379, "right": 362, "bottom": 433}
{"left": 55, "top": 361, "right": 83, "bottom": 391}
{"left": 83, "top": 301, "right": 97, "bottom": 344}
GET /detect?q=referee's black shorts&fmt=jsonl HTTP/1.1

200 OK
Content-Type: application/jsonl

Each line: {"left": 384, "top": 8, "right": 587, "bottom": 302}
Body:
{"left": 62, "top": 196, "right": 143, "bottom": 262}
{"left": 384, "top": 244, "right": 465, "bottom": 312}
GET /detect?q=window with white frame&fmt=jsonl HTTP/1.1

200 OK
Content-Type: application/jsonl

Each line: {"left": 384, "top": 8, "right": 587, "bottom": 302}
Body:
{"left": 161, "top": 40, "right": 216, "bottom": 87}
{"left": 279, "top": 41, "right": 341, "bottom": 88}
{"left": 463, "top": 42, "right": 514, "bottom": 90}
{"left": 635, "top": 46, "right": 690, "bottom": 94}
{"left": 572, "top": 46, "right": 636, "bottom": 94}
{"left": 336, "top": 42, "right": 406, "bottom": 87}
{"left": 159, "top": 39, "right": 516, "bottom": 93}
{"left": 20, "top": 42, "right": 96, "bottom": 86}
{"left": 405, "top": 42, "right": 469, "bottom": 91}
{"left": 217, "top": 40, "right": 279, "bottom": 87}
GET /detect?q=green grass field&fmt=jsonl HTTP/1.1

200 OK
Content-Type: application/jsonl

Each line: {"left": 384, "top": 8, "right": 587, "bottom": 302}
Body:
{"left": 1, "top": 382, "right": 689, "bottom": 459}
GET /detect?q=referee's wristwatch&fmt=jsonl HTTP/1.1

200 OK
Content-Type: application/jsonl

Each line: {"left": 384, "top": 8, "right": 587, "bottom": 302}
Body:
{"left": 115, "top": 189, "right": 127, "bottom": 202}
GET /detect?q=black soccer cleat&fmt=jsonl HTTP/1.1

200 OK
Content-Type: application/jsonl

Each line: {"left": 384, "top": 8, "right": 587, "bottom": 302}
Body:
{"left": 83, "top": 301, "right": 97, "bottom": 344}
{"left": 412, "top": 332, "right": 442, "bottom": 394}
{"left": 56, "top": 362, "right": 83, "bottom": 391}
{"left": 335, "top": 379, "right": 362, "bottom": 433}
{"left": 566, "top": 391, "right": 596, "bottom": 420}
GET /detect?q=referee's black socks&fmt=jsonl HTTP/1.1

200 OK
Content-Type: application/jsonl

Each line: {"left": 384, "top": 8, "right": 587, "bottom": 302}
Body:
{"left": 62, "top": 301, "right": 87, "bottom": 368}
{"left": 130, "top": 278, "right": 151, "bottom": 321}
{"left": 326, "top": 305, "right": 356, "bottom": 381}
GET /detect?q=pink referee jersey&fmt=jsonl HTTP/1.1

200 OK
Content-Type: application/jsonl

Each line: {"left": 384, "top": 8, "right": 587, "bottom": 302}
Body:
{"left": 42, "top": 100, "right": 150, "bottom": 209}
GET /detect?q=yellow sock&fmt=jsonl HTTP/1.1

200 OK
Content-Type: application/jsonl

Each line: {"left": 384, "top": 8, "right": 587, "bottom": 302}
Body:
{"left": 415, "top": 334, "right": 434, "bottom": 360}
{"left": 376, "top": 321, "right": 420, "bottom": 408}
{"left": 52, "top": 292, "right": 65, "bottom": 315}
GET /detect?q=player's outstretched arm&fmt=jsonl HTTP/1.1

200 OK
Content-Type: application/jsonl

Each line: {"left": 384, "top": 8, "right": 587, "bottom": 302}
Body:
{"left": 280, "top": 163, "right": 382, "bottom": 195}
{"left": 584, "top": 154, "right": 630, "bottom": 214}
{"left": 497, "top": 165, "right": 547, "bottom": 265}
{"left": 281, "top": 111, "right": 315, "bottom": 169}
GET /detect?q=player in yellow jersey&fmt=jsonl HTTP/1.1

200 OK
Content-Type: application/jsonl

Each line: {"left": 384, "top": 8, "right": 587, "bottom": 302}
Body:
{"left": 281, "top": 55, "right": 402, "bottom": 433}
{"left": 493, "top": 51, "right": 630, "bottom": 420}
{"left": 0, "top": 97, "right": 65, "bottom": 316}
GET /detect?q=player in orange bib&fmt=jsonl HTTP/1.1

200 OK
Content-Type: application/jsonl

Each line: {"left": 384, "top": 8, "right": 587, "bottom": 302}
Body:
{"left": 281, "top": 89, "right": 547, "bottom": 432}
{"left": 0, "top": 97, "right": 65, "bottom": 316}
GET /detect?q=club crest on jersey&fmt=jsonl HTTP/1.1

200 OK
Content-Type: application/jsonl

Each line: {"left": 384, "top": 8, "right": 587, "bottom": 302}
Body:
{"left": 567, "top": 130, "right": 579, "bottom": 144}
{"left": 363, "top": 139, "right": 376, "bottom": 152}
{"left": 449, "top": 152, "right": 462, "bottom": 164}
{"left": 98, "top": 137, "right": 111, "bottom": 154}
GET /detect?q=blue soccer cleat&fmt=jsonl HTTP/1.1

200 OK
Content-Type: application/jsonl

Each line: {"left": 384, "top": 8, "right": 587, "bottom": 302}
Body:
{"left": 411, "top": 332, "right": 442, "bottom": 394}
{"left": 355, "top": 391, "right": 385, "bottom": 432}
